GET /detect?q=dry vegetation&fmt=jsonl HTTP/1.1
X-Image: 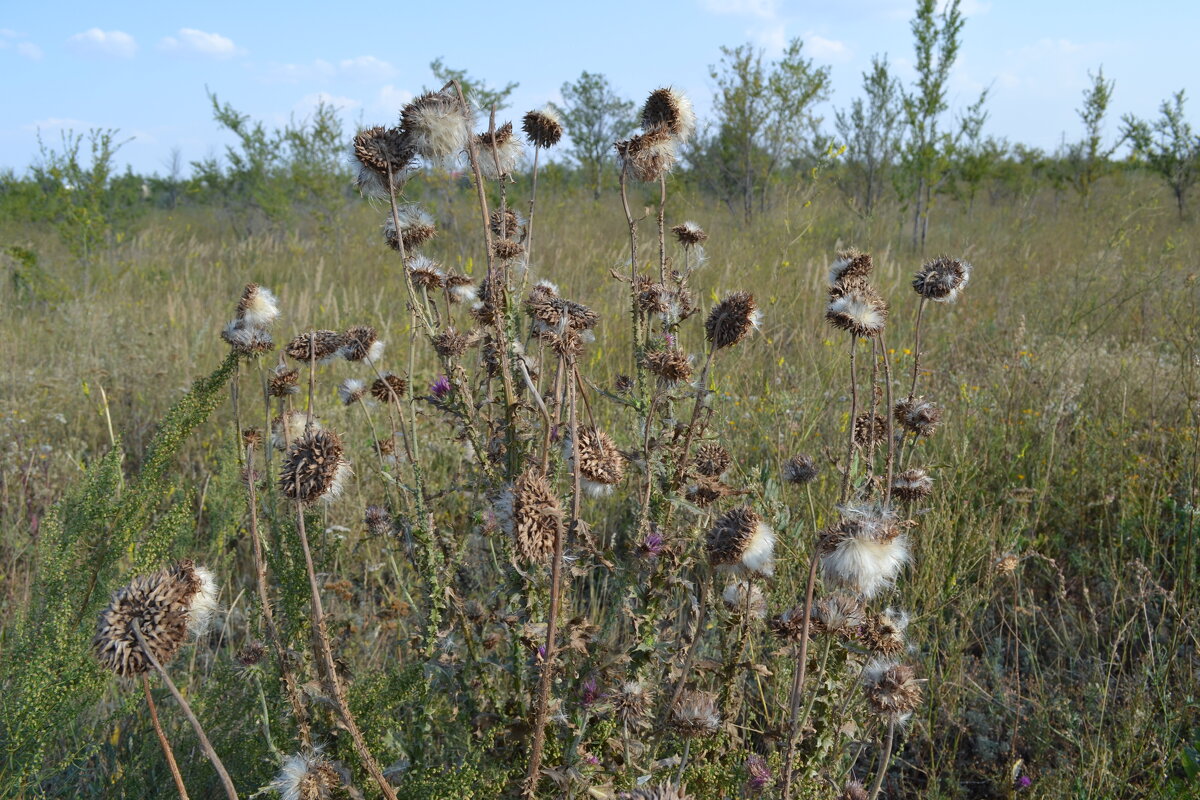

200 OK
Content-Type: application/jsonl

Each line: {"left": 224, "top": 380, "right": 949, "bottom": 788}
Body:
{"left": 1, "top": 84, "right": 1198, "bottom": 800}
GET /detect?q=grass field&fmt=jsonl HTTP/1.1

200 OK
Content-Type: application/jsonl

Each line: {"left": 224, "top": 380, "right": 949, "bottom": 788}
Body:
{"left": 1, "top": 166, "right": 1198, "bottom": 799}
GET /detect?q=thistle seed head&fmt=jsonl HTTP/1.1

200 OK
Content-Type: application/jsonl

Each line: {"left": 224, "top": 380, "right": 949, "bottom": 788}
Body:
{"left": 279, "top": 430, "right": 351, "bottom": 505}
{"left": 913, "top": 256, "right": 972, "bottom": 302}
{"left": 400, "top": 89, "right": 472, "bottom": 163}
{"left": 236, "top": 283, "right": 280, "bottom": 328}
{"left": 853, "top": 412, "right": 889, "bottom": 449}
{"left": 222, "top": 319, "right": 275, "bottom": 357}
{"left": 828, "top": 248, "right": 873, "bottom": 289}
{"left": 894, "top": 396, "right": 942, "bottom": 437}
{"left": 285, "top": 330, "right": 344, "bottom": 364}
{"left": 862, "top": 659, "right": 923, "bottom": 719}
{"left": 615, "top": 127, "right": 677, "bottom": 183}
{"left": 445, "top": 273, "right": 478, "bottom": 304}
{"left": 892, "top": 468, "right": 933, "bottom": 502}
{"left": 783, "top": 454, "right": 819, "bottom": 485}
{"left": 522, "top": 106, "right": 563, "bottom": 148}
{"left": 693, "top": 442, "right": 732, "bottom": 478}
{"left": 565, "top": 426, "right": 626, "bottom": 497}
{"left": 611, "top": 680, "right": 654, "bottom": 730}
{"left": 474, "top": 121, "right": 524, "bottom": 179}
{"left": 671, "top": 690, "right": 721, "bottom": 738}
{"left": 364, "top": 505, "right": 393, "bottom": 537}
{"left": 705, "top": 291, "right": 761, "bottom": 350}
{"left": 384, "top": 205, "right": 437, "bottom": 252}
{"left": 641, "top": 87, "right": 697, "bottom": 143}
{"left": 491, "top": 237, "right": 525, "bottom": 261}
{"left": 706, "top": 506, "right": 775, "bottom": 577}
{"left": 722, "top": 580, "right": 767, "bottom": 619}
{"left": 863, "top": 608, "right": 909, "bottom": 656}
{"left": 271, "top": 750, "right": 340, "bottom": 800}
{"left": 826, "top": 287, "right": 887, "bottom": 338}
{"left": 489, "top": 208, "right": 523, "bottom": 239}
{"left": 94, "top": 560, "right": 210, "bottom": 678}
{"left": 337, "top": 378, "right": 367, "bottom": 406}
{"left": 819, "top": 504, "right": 909, "bottom": 599}
{"left": 406, "top": 254, "right": 446, "bottom": 290}
{"left": 839, "top": 781, "right": 869, "bottom": 800}
{"left": 370, "top": 373, "right": 407, "bottom": 403}
{"left": 340, "top": 325, "right": 384, "bottom": 364}
{"left": 433, "top": 328, "right": 468, "bottom": 359}
{"left": 269, "top": 365, "right": 300, "bottom": 397}
{"left": 811, "top": 592, "right": 867, "bottom": 639}
{"left": 621, "top": 783, "right": 694, "bottom": 800}
{"left": 499, "top": 469, "right": 564, "bottom": 563}
{"left": 671, "top": 221, "right": 708, "bottom": 247}
{"left": 645, "top": 346, "right": 693, "bottom": 384}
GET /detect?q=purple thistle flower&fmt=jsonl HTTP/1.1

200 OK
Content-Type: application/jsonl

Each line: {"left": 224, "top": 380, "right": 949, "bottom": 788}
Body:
{"left": 641, "top": 531, "right": 666, "bottom": 558}
{"left": 581, "top": 676, "right": 599, "bottom": 708}
{"left": 745, "top": 754, "right": 770, "bottom": 792}
{"left": 1017, "top": 775, "right": 1032, "bottom": 790}
{"left": 664, "top": 332, "right": 677, "bottom": 347}
{"left": 431, "top": 374, "right": 451, "bottom": 399}
{"left": 583, "top": 753, "right": 599, "bottom": 766}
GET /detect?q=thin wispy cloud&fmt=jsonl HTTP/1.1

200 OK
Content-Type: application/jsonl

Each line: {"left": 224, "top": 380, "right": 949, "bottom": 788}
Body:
{"left": 0, "top": 29, "right": 43, "bottom": 60}
{"left": 338, "top": 55, "right": 396, "bottom": 81}
{"left": 66, "top": 28, "right": 137, "bottom": 59}
{"left": 17, "top": 42, "right": 43, "bottom": 60}
{"left": 806, "top": 34, "right": 852, "bottom": 62}
{"left": 23, "top": 117, "right": 89, "bottom": 132}
{"left": 262, "top": 56, "right": 396, "bottom": 84}
{"left": 159, "top": 28, "right": 241, "bottom": 59}
{"left": 702, "top": 0, "right": 780, "bottom": 18}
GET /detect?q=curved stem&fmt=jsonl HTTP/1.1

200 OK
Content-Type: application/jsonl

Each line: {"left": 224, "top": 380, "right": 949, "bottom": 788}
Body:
{"left": 780, "top": 550, "right": 820, "bottom": 800}
{"left": 907, "top": 298, "right": 928, "bottom": 401}
{"left": 131, "top": 625, "right": 237, "bottom": 800}
{"left": 141, "top": 674, "right": 190, "bottom": 800}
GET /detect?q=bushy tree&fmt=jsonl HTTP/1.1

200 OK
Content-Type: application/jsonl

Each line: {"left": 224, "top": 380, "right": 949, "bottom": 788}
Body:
{"left": 429, "top": 58, "right": 518, "bottom": 112}
{"left": 834, "top": 55, "right": 903, "bottom": 217}
{"left": 552, "top": 71, "right": 636, "bottom": 199}
{"left": 1063, "top": 67, "right": 1118, "bottom": 209}
{"left": 1122, "top": 90, "right": 1199, "bottom": 218}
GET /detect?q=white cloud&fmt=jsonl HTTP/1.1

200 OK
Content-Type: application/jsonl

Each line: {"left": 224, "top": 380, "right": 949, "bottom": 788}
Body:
{"left": 339, "top": 55, "right": 396, "bottom": 81}
{"left": 374, "top": 85, "right": 414, "bottom": 115}
{"left": 16, "top": 41, "right": 42, "bottom": 60}
{"left": 23, "top": 117, "right": 88, "bottom": 132}
{"left": 67, "top": 28, "right": 137, "bottom": 59}
{"left": 703, "top": 0, "right": 779, "bottom": 18}
{"left": 294, "top": 92, "right": 360, "bottom": 116}
{"left": 159, "top": 28, "right": 240, "bottom": 59}
{"left": 752, "top": 23, "right": 787, "bottom": 55}
{"left": 263, "top": 59, "right": 336, "bottom": 83}
{"left": 806, "top": 34, "right": 852, "bottom": 62}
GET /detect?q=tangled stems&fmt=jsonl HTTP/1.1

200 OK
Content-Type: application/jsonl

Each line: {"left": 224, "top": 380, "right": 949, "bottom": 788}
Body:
{"left": 130, "top": 624, "right": 238, "bottom": 800}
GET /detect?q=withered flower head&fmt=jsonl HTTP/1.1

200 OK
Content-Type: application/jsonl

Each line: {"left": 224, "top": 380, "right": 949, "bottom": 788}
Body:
{"left": 621, "top": 783, "right": 693, "bottom": 800}
{"left": 242, "top": 427, "right": 263, "bottom": 450}
{"left": 489, "top": 208, "right": 523, "bottom": 239}
{"left": 693, "top": 442, "right": 732, "bottom": 478}
{"left": 491, "top": 237, "right": 525, "bottom": 261}
{"left": 352, "top": 125, "right": 415, "bottom": 198}
{"left": 642, "top": 87, "right": 697, "bottom": 143}
{"left": 892, "top": 468, "right": 933, "bottom": 502}
{"left": 269, "top": 365, "right": 300, "bottom": 397}
{"left": 826, "top": 287, "right": 887, "bottom": 338}
{"left": 645, "top": 346, "right": 693, "bottom": 384}
{"left": 522, "top": 106, "right": 563, "bottom": 148}
{"left": 286, "top": 330, "right": 344, "bottom": 364}
{"left": 406, "top": 254, "right": 445, "bottom": 290}
{"left": 565, "top": 426, "right": 626, "bottom": 497}
{"left": 783, "top": 454, "right": 819, "bottom": 485}
{"left": 270, "top": 410, "right": 318, "bottom": 451}
{"left": 384, "top": 205, "right": 437, "bottom": 252}
{"left": 706, "top": 506, "right": 775, "bottom": 577}
{"left": 853, "top": 412, "right": 889, "bottom": 449}
{"left": 364, "top": 505, "right": 393, "bottom": 537}
{"left": 236, "top": 283, "right": 280, "bottom": 328}
{"left": 893, "top": 396, "right": 942, "bottom": 437}
{"left": 474, "top": 121, "right": 524, "bottom": 179}
{"left": 686, "top": 476, "right": 732, "bottom": 508}
{"left": 615, "top": 127, "right": 677, "bottom": 183}
{"left": 722, "top": 580, "right": 767, "bottom": 619}
{"left": 400, "top": 89, "right": 472, "bottom": 163}
{"left": 671, "top": 690, "right": 721, "bottom": 738}
{"left": 839, "top": 781, "right": 869, "bottom": 800}
{"left": 913, "top": 256, "right": 972, "bottom": 302}
{"left": 337, "top": 378, "right": 367, "bottom": 406}
{"left": 819, "top": 504, "right": 909, "bottom": 599}
{"left": 279, "top": 430, "right": 351, "bottom": 505}
{"left": 222, "top": 319, "right": 275, "bottom": 357}
{"left": 370, "top": 373, "right": 407, "bottom": 403}
{"left": 271, "top": 750, "right": 340, "bottom": 800}
{"left": 94, "top": 560, "right": 211, "bottom": 678}
{"left": 611, "top": 680, "right": 654, "bottom": 730}
{"left": 862, "top": 659, "right": 923, "bottom": 719}
{"left": 863, "top": 608, "right": 909, "bottom": 656}
{"left": 499, "top": 469, "right": 564, "bottom": 563}
{"left": 433, "top": 328, "right": 468, "bottom": 359}
{"left": 636, "top": 277, "right": 670, "bottom": 315}
{"left": 236, "top": 641, "right": 266, "bottom": 667}
{"left": 828, "top": 248, "right": 873, "bottom": 289}
{"left": 445, "top": 273, "right": 478, "bottom": 304}
{"left": 812, "top": 592, "right": 867, "bottom": 638}
{"left": 340, "top": 325, "right": 384, "bottom": 364}
{"left": 705, "top": 291, "right": 761, "bottom": 350}
{"left": 671, "top": 221, "right": 708, "bottom": 247}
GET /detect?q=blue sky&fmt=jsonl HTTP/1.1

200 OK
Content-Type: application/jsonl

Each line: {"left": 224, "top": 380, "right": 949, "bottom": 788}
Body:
{"left": 2, "top": 1, "right": 1196, "bottom": 175}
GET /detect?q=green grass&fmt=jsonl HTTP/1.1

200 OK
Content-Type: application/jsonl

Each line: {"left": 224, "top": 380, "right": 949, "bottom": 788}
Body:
{"left": 1, "top": 171, "right": 1198, "bottom": 799}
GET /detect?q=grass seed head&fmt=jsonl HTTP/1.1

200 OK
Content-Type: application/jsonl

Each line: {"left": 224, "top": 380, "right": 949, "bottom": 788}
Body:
{"left": 522, "top": 106, "right": 563, "bottom": 148}
{"left": 705, "top": 291, "right": 761, "bottom": 350}
{"left": 279, "top": 429, "right": 351, "bottom": 505}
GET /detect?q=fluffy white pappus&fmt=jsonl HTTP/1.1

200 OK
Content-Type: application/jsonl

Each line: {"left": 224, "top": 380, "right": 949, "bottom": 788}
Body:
{"left": 270, "top": 750, "right": 336, "bottom": 800}
{"left": 880, "top": 607, "right": 910, "bottom": 636}
{"left": 740, "top": 521, "right": 776, "bottom": 578}
{"left": 821, "top": 533, "right": 910, "bottom": 599}
{"left": 581, "top": 477, "right": 615, "bottom": 498}
{"left": 750, "top": 308, "right": 764, "bottom": 332}
{"left": 186, "top": 565, "right": 219, "bottom": 637}
{"left": 221, "top": 319, "right": 269, "bottom": 350}
{"left": 363, "top": 340, "right": 385, "bottom": 366}
{"left": 449, "top": 282, "right": 478, "bottom": 304}
{"left": 828, "top": 255, "right": 855, "bottom": 286}
{"left": 271, "top": 411, "right": 318, "bottom": 451}
{"left": 860, "top": 657, "right": 915, "bottom": 725}
{"left": 239, "top": 286, "right": 279, "bottom": 327}
{"left": 406, "top": 96, "right": 472, "bottom": 164}
{"left": 338, "top": 378, "right": 366, "bottom": 406}
{"left": 322, "top": 461, "right": 353, "bottom": 505}
{"left": 667, "top": 90, "right": 697, "bottom": 143}
{"left": 353, "top": 162, "right": 389, "bottom": 199}
{"left": 935, "top": 263, "right": 972, "bottom": 303}
{"left": 475, "top": 134, "right": 524, "bottom": 179}
{"left": 534, "top": 279, "right": 559, "bottom": 296}
{"left": 828, "top": 295, "right": 885, "bottom": 334}
{"left": 722, "top": 580, "right": 767, "bottom": 619}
